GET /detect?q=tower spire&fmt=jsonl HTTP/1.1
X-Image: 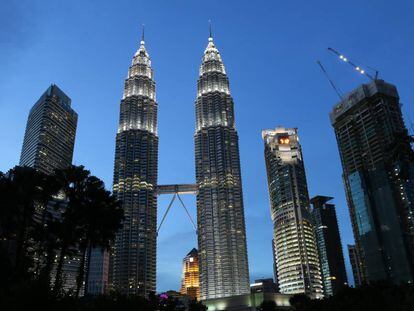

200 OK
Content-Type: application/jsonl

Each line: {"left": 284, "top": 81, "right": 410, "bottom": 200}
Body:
{"left": 141, "top": 24, "right": 145, "bottom": 44}
{"left": 208, "top": 20, "right": 213, "bottom": 41}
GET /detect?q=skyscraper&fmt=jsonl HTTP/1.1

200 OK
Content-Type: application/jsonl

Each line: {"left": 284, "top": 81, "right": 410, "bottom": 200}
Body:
{"left": 20, "top": 84, "right": 79, "bottom": 292}
{"left": 111, "top": 32, "right": 158, "bottom": 296}
{"left": 330, "top": 79, "right": 414, "bottom": 283}
{"left": 310, "top": 196, "right": 347, "bottom": 296}
{"left": 348, "top": 244, "right": 364, "bottom": 287}
{"left": 194, "top": 32, "right": 250, "bottom": 299}
{"left": 20, "top": 84, "right": 77, "bottom": 174}
{"left": 180, "top": 248, "right": 200, "bottom": 300}
{"left": 262, "top": 127, "right": 323, "bottom": 299}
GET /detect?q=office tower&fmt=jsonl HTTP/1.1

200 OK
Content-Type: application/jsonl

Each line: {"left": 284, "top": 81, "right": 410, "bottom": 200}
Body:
{"left": 330, "top": 79, "right": 414, "bottom": 283}
{"left": 348, "top": 245, "right": 364, "bottom": 287}
{"left": 19, "top": 84, "right": 79, "bottom": 292}
{"left": 87, "top": 248, "right": 109, "bottom": 295}
{"left": 111, "top": 32, "right": 158, "bottom": 296}
{"left": 20, "top": 84, "right": 77, "bottom": 174}
{"left": 262, "top": 127, "right": 323, "bottom": 299}
{"left": 310, "top": 196, "right": 347, "bottom": 296}
{"left": 194, "top": 32, "right": 250, "bottom": 299}
{"left": 180, "top": 248, "right": 200, "bottom": 300}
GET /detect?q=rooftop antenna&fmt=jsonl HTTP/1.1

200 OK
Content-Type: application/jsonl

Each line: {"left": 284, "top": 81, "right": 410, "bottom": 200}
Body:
{"left": 327, "top": 47, "right": 379, "bottom": 81}
{"left": 317, "top": 60, "right": 343, "bottom": 100}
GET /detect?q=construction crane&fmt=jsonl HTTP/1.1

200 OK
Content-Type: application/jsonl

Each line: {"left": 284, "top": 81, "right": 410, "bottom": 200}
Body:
{"left": 316, "top": 60, "right": 343, "bottom": 100}
{"left": 327, "top": 47, "right": 379, "bottom": 81}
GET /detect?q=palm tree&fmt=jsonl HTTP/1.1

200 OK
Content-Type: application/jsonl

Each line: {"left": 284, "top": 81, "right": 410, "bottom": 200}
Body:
{"left": 73, "top": 175, "right": 123, "bottom": 297}
{"left": 50, "top": 166, "right": 123, "bottom": 296}
{"left": 52, "top": 165, "right": 90, "bottom": 293}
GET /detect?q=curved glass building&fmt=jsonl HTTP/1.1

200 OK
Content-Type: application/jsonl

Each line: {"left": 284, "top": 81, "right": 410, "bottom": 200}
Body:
{"left": 262, "top": 127, "right": 323, "bottom": 299}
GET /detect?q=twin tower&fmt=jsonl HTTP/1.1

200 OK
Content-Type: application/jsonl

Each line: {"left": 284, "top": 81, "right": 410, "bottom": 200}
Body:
{"left": 110, "top": 31, "right": 250, "bottom": 300}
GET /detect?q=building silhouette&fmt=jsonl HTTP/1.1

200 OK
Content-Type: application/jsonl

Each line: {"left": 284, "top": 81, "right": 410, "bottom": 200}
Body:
{"left": 180, "top": 248, "right": 200, "bottom": 300}
{"left": 194, "top": 32, "right": 250, "bottom": 299}
{"left": 330, "top": 79, "right": 414, "bottom": 283}
{"left": 310, "top": 196, "right": 348, "bottom": 296}
{"left": 110, "top": 32, "right": 158, "bottom": 296}
{"left": 262, "top": 127, "right": 323, "bottom": 299}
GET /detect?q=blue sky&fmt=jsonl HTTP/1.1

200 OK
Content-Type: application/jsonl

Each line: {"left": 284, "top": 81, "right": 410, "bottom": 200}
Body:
{"left": 1, "top": 0, "right": 414, "bottom": 292}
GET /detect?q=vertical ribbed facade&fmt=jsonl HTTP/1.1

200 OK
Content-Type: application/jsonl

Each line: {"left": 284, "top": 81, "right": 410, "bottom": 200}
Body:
{"left": 111, "top": 36, "right": 158, "bottom": 296}
{"left": 195, "top": 35, "right": 250, "bottom": 300}
{"left": 262, "top": 128, "right": 323, "bottom": 299}
{"left": 330, "top": 79, "right": 414, "bottom": 284}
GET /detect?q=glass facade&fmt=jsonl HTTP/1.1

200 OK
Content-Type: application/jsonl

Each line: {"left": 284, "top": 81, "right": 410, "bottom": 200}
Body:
{"left": 262, "top": 128, "right": 323, "bottom": 299}
{"left": 110, "top": 36, "right": 158, "bottom": 296}
{"left": 330, "top": 79, "right": 414, "bottom": 283}
{"left": 195, "top": 35, "right": 250, "bottom": 299}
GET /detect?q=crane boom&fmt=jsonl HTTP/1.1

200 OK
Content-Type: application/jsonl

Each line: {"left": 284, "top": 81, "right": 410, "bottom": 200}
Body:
{"left": 327, "top": 47, "right": 378, "bottom": 81}
{"left": 317, "top": 60, "right": 343, "bottom": 100}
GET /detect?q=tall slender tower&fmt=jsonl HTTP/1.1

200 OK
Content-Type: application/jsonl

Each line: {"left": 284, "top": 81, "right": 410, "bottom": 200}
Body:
{"left": 194, "top": 32, "right": 250, "bottom": 300}
{"left": 262, "top": 127, "right": 323, "bottom": 299}
{"left": 111, "top": 31, "right": 158, "bottom": 296}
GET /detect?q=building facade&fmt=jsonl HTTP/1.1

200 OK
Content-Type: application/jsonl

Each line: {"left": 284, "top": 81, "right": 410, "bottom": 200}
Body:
{"left": 330, "top": 79, "right": 414, "bottom": 283}
{"left": 310, "top": 196, "right": 347, "bottom": 296}
{"left": 110, "top": 34, "right": 158, "bottom": 296}
{"left": 348, "top": 244, "right": 364, "bottom": 287}
{"left": 20, "top": 84, "right": 77, "bottom": 175}
{"left": 194, "top": 34, "right": 250, "bottom": 299}
{"left": 262, "top": 127, "right": 323, "bottom": 299}
{"left": 180, "top": 248, "right": 200, "bottom": 300}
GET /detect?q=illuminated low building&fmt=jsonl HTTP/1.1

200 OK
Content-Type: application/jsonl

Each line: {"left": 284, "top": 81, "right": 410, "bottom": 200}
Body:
{"left": 180, "top": 248, "right": 200, "bottom": 300}
{"left": 204, "top": 292, "right": 292, "bottom": 311}
{"left": 262, "top": 127, "right": 323, "bottom": 299}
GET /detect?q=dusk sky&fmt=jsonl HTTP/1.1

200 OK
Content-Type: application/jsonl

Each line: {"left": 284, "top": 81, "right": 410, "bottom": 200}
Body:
{"left": 1, "top": 0, "right": 414, "bottom": 292}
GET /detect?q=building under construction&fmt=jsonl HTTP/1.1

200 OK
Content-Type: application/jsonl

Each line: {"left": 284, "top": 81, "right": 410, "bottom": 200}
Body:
{"left": 330, "top": 79, "right": 414, "bottom": 284}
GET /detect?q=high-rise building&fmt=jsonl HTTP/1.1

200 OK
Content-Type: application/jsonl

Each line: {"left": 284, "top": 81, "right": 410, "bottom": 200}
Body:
{"left": 262, "top": 127, "right": 323, "bottom": 299}
{"left": 110, "top": 32, "right": 158, "bottom": 296}
{"left": 180, "top": 248, "right": 200, "bottom": 300}
{"left": 330, "top": 79, "right": 414, "bottom": 283}
{"left": 20, "top": 84, "right": 78, "bottom": 174}
{"left": 194, "top": 33, "right": 250, "bottom": 300}
{"left": 348, "top": 244, "right": 364, "bottom": 287}
{"left": 310, "top": 196, "right": 347, "bottom": 296}
{"left": 20, "top": 84, "right": 79, "bottom": 292}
